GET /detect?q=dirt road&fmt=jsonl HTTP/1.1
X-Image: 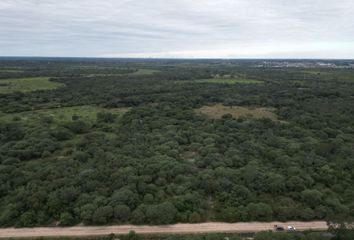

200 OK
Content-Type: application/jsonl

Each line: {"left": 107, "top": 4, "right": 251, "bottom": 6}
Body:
{"left": 0, "top": 221, "right": 328, "bottom": 238}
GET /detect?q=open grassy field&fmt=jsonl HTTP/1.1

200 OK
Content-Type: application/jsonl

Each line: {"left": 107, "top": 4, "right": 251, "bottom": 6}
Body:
{"left": 0, "top": 105, "right": 130, "bottom": 125}
{"left": 0, "top": 77, "right": 64, "bottom": 94}
{"left": 196, "top": 104, "right": 279, "bottom": 121}
{"left": 130, "top": 69, "right": 160, "bottom": 75}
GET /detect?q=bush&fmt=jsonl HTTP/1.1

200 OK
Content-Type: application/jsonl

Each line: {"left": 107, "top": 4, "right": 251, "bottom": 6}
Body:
{"left": 114, "top": 205, "right": 131, "bottom": 222}
{"left": 64, "top": 120, "right": 89, "bottom": 134}
{"left": 59, "top": 212, "right": 75, "bottom": 226}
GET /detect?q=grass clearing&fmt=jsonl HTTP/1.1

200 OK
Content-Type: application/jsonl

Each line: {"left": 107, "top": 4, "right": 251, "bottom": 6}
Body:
{"left": 0, "top": 77, "right": 64, "bottom": 94}
{"left": 196, "top": 104, "right": 279, "bottom": 121}
{"left": 0, "top": 105, "right": 130, "bottom": 125}
{"left": 130, "top": 69, "right": 160, "bottom": 75}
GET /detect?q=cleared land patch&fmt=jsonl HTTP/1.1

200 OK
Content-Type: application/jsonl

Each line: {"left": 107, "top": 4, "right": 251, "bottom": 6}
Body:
{"left": 196, "top": 104, "right": 279, "bottom": 121}
{"left": 0, "top": 105, "right": 130, "bottom": 125}
{"left": 131, "top": 69, "right": 160, "bottom": 75}
{"left": 0, "top": 77, "right": 64, "bottom": 94}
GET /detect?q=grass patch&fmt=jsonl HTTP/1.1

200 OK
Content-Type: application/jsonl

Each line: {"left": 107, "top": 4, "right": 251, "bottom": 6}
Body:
{"left": 130, "top": 69, "right": 160, "bottom": 75}
{"left": 0, "top": 77, "right": 64, "bottom": 94}
{"left": 0, "top": 105, "right": 130, "bottom": 125}
{"left": 196, "top": 104, "right": 279, "bottom": 121}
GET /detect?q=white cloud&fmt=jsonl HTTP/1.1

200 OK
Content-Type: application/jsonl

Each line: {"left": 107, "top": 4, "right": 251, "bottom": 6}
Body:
{"left": 0, "top": 0, "right": 353, "bottom": 58}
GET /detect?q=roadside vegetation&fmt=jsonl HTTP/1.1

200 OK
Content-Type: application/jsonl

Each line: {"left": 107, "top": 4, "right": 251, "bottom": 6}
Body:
{"left": 0, "top": 59, "right": 354, "bottom": 228}
{"left": 7, "top": 228, "right": 354, "bottom": 240}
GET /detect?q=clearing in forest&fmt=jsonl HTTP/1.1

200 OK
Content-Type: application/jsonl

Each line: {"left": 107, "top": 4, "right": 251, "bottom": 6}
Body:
{"left": 0, "top": 77, "right": 64, "bottom": 94}
{"left": 197, "top": 104, "right": 279, "bottom": 121}
{"left": 130, "top": 69, "right": 160, "bottom": 75}
{"left": 0, "top": 105, "right": 130, "bottom": 125}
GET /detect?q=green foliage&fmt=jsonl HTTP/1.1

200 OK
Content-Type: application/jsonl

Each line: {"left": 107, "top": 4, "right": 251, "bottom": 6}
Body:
{"left": 93, "top": 206, "right": 113, "bottom": 225}
{"left": 97, "top": 112, "right": 117, "bottom": 123}
{"left": 59, "top": 212, "right": 75, "bottom": 226}
{"left": 122, "top": 230, "right": 140, "bottom": 240}
{"left": 330, "top": 223, "right": 354, "bottom": 240}
{"left": 114, "top": 205, "right": 131, "bottom": 222}
{"left": 245, "top": 203, "right": 273, "bottom": 221}
{"left": 131, "top": 208, "right": 146, "bottom": 224}
{"left": 0, "top": 59, "right": 354, "bottom": 227}
{"left": 64, "top": 120, "right": 89, "bottom": 134}
{"left": 191, "top": 78, "right": 263, "bottom": 84}
{"left": 255, "top": 232, "right": 297, "bottom": 240}
{"left": 0, "top": 105, "right": 128, "bottom": 124}
{"left": 80, "top": 203, "right": 97, "bottom": 224}
{"left": 146, "top": 202, "right": 177, "bottom": 224}
{"left": 0, "top": 77, "right": 64, "bottom": 93}
{"left": 254, "top": 231, "right": 336, "bottom": 240}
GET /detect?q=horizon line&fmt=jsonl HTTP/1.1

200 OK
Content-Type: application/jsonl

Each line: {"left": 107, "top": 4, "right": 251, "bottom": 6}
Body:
{"left": 1, "top": 56, "right": 354, "bottom": 61}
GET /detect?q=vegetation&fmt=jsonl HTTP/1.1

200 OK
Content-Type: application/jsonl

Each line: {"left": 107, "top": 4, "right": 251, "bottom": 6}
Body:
{"left": 191, "top": 78, "right": 263, "bottom": 84}
{"left": 83, "top": 69, "right": 159, "bottom": 77}
{"left": 176, "top": 74, "right": 264, "bottom": 85}
{"left": 0, "top": 77, "right": 64, "bottom": 93}
{"left": 0, "top": 58, "right": 354, "bottom": 228}
{"left": 6, "top": 230, "right": 352, "bottom": 240}
{"left": 0, "top": 105, "right": 129, "bottom": 125}
{"left": 130, "top": 69, "right": 160, "bottom": 75}
{"left": 196, "top": 104, "right": 279, "bottom": 121}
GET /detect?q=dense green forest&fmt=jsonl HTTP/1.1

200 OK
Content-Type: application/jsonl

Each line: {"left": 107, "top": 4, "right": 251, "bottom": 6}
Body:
{"left": 0, "top": 58, "right": 354, "bottom": 227}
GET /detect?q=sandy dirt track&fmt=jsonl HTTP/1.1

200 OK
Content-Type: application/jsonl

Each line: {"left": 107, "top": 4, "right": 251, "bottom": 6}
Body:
{"left": 0, "top": 221, "right": 328, "bottom": 238}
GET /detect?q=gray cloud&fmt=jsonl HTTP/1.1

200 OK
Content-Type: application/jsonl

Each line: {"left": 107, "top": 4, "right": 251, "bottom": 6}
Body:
{"left": 0, "top": 0, "right": 353, "bottom": 58}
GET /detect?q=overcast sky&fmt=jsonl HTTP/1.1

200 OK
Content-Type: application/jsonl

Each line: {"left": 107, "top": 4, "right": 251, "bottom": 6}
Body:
{"left": 1, "top": 0, "right": 354, "bottom": 58}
